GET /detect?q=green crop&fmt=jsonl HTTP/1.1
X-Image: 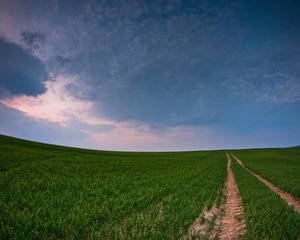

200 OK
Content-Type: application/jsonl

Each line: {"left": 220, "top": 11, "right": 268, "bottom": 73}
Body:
{"left": 1, "top": 134, "right": 300, "bottom": 239}
{"left": 0, "top": 135, "right": 226, "bottom": 239}
{"left": 232, "top": 159, "right": 300, "bottom": 239}
{"left": 233, "top": 148, "right": 300, "bottom": 200}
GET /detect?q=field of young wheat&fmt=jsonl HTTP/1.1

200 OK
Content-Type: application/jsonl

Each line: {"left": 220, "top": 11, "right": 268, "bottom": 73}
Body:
{"left": 0, "top": 135, "right": 299, "bottom": 239}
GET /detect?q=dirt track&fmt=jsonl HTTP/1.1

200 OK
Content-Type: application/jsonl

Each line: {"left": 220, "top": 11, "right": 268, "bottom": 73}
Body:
{"left": 187, "top": 153, "right": 246, "bottom": 239}
{"left": 218, "top": 153, "right": 246, "bottom": 240}
{"left": 231, "top": 153, "right": 300, "bottom": 214}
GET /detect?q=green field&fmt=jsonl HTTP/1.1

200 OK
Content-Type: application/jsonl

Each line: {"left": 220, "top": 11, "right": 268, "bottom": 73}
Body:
{"left": 233, "top": 147, "right": 300, "bottom": 200}
{"left": 232, "top": 159, "right": 300, "bottom": 239}
{"left": 0, "top": 134, "right": 300, "bottom": 239}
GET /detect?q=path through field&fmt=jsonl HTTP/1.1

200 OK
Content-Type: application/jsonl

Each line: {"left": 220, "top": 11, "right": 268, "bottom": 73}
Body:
{"left": 218, "top": 153, "right": 246, "bottom": 239}
{"left": 187, "top": 153, "right": 246, "bottom": 240}
{"left": 231, "top": 153, "right": 300, "bottom": 214}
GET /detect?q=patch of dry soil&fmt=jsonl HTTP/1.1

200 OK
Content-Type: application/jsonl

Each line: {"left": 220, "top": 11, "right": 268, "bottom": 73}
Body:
{"left": 186, "top": 203, "right": 220, "bottom": 239}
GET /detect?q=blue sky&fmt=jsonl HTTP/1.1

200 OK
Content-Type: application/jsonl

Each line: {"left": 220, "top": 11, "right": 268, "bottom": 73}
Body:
{"left": 0, "top": 0, "right": 299, "bottom": 150}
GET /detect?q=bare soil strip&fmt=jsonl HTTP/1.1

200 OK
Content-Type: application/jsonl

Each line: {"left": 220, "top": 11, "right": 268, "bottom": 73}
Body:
{"left": 231, "top": 153, "right": 300, "bottom": 214}
{"left": 218, "top": 153, "right": 246, "bottom": 240}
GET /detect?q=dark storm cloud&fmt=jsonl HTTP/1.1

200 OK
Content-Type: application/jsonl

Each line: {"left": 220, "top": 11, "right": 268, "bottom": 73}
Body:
{"left": 3, "top": 0, "right": 299, "bottom": 124}
{"left": 0, "top": 37, "right": 47, "bottom": 98}
{"left": 1, "top": 0, "right": 300, "bottom": 133}
{"left": 48, "top": 0, "right": 242, "bottom": 125}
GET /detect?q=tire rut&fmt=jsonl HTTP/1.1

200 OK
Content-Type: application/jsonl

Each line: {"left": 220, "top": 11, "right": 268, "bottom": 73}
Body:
{"left": 186, "top": 153, "right": 247, "bottom": 239}
{"left": 218, "top": 153, "right": 246, "bottom": 240}
{"left": 231, "top": 153, "right": 300, "bottom": 214}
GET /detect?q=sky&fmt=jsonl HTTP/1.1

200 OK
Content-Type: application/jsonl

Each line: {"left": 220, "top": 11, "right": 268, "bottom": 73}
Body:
{"left": 0, "top": 0, "right": 300, "bottom": 151}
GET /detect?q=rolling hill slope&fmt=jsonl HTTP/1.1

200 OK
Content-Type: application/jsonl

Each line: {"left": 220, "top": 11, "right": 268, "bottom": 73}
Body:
{"left": 0, "top": 134, "right": 299, "bottom": 239}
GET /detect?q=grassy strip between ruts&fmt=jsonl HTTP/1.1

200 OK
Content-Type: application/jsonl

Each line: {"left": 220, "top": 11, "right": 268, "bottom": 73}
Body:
{"left": 232, "top": 159, "right": 300, "bottom": 240}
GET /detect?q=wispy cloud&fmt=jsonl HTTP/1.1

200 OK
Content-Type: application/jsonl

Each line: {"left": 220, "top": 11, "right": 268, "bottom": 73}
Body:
{"left": 223, "top": 51, "right": 300, "bottom": 104}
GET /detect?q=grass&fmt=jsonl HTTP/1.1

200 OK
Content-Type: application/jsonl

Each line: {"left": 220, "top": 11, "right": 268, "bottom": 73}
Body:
{"left": 0, "top": 135, "right": 226, "bottom": 239}
{"left": 233, "top": 147, "right": 300, "bottom": 200}
{"left": 232, "top": 159, "right": 300, "bottom": 239}
{"left": 1, "top": 134, "right": 300, "bottom": 239}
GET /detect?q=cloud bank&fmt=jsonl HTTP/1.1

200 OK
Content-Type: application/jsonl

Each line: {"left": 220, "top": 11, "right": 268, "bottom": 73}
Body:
{"left": 0, "top": 0, "right": 299, "bottom": 150}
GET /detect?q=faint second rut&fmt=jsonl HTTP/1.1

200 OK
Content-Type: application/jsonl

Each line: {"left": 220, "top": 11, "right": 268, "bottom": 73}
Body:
{"left": 231, "top": 153, "right": 300, "bottom": 214}
{"left": 218, "top": 153, "right": 246, "bottom": 240}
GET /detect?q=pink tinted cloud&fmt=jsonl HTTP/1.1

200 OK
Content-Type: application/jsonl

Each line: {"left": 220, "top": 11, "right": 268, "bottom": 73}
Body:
{"left": 0, "top": 1, "right": 20, "bottom": 40}
{"left": 88, "top": 124, "right": 231, "bottom": 151}
{"left": 89, "top": 124, "right": 167, "bottom": 150}
{"left": 88, "top": 124, "right": 300, "bottom": 151}
{"left": 1, "top": 75, "right": 112, "bottom": 126}
{"left": 1, "top": 76, "right": 230, "bottom": 151}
